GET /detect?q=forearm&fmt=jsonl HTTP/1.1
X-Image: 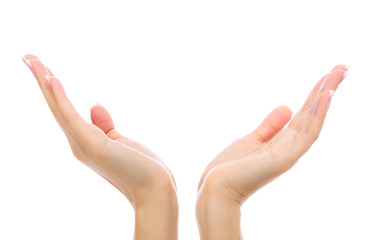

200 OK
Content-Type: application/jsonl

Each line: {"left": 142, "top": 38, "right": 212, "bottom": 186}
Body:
{"left": 134, "top": 193, "right": 178, "bottom": 240}
{"left": 196, "top": 188, "right": 242, "bottom": 240}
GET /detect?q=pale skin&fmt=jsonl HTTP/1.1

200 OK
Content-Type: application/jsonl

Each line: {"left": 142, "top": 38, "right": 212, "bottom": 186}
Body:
{"left": 22, "top": 54, "right": 178, "bottom": 240}
{"left": 23, "top": 55, "right": 346, "bottom": 239}
{"left": 196, "top": 65, "right": 348, "bottom": 239}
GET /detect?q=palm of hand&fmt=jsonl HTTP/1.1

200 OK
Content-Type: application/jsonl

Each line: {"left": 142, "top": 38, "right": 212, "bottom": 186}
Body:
{"left": 198, "top": 65, "right": 347, "bottom": 205}
{"left": 23, "top": 55, "right": 176, "bottom": 205}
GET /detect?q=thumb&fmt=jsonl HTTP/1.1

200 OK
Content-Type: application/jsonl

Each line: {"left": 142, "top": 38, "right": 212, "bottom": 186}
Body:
{"left": 251, "top": 106, "right": 292, "bottom": 143}
{"left": 90, "top": 104, "right": 122, "bottom": 141}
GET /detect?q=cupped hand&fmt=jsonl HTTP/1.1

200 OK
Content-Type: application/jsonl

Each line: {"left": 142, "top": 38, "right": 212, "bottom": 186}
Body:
{"left": 197, "top": 65, "right": 348, "bottom": 205}
{"left": 22, "top": 55, "right": 177, "bottom": 208}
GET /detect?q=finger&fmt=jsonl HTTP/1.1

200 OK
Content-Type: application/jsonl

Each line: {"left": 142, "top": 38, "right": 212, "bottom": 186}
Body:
{"left": 90, "top": 104, "right": 177, "bottom": 188}
{"left": 23, "top": 55, "right": 74, "bottom": 137}
{"left": 90, "top": 105, "right": 134, "bottom": 143}
{"left": 288, "top": 66, "right": 347, "bottom": 129}
{"left": 309, "top": 69, "right": 345, "bottom": 112}
{"left": 197, "top": 106, "right": 292, "bottom": 191}
{"left": 23, "top": 55, "right": 55, "bottom": 110}
{"left": 299, "top": 74, "right": 327, "bottom": 113}
{"left": 299, "top": 69, "right": 345, "bottom": 131}
{"left": 301, "top": 65, "right": 347, "bottom": 113}
{"left": 278, "top": 70, "right": 345, "bottom": 163}
{"left": 90, "top": 104, "right": 160, "bottom": 158}
{"left": 23, "top": 55, "right": 74, "bottom": 134}
{"left": 332, "top": 64, "right": 348, "bottom": 71}
{"left": 46, "top": 67, "right": 55, "bottom": 77}
{"left": 250, "top": 106, "right": 292, "bottom": 143}
{"left": 90, "top": 105, "right": 166, "bottom": 161}
{"left": 90, "top": 105, "right": 138, "bottom": 145}
{"left": 48, "top": 75, "right": 104, "bottom": 147}
{"left": 282, "top": 90, "right": 334, "bottom": 161}
{"left": 23, "top": 54, "right": 51, "bottom": 83}
{"left": 91, "top": 104, "right": 116, "bottom": 135}
{"left": 306, "top": 90, "right": 334, "bottom": 141}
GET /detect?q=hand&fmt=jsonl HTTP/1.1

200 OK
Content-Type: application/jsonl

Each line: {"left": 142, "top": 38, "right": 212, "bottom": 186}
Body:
{"left": 23, "top": 55, "right": 178, "bottom": 240}
{"left": 196, "top": 65, "right": 348, "bottom": 240}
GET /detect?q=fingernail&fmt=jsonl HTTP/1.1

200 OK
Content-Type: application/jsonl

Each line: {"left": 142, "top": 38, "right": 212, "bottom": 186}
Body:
{"left": 343, "top": 70, "right": 348, "bottom": 79}
{"left": 340, "top": 70, "right": 348, "bottom": 83}
{"left": 46, "top": 67, "right": 52, "bottom": 76}
{"left": 22, "top": 55, "right": 34, "bottom": 75}
{"left": 329, "top": 90, "right": 335, "bottom": 98}
{"left": 328, "top": 90, "right": 335, "bottom": 107}
{"left": 340, "top": 65, "right": 349, "bottom": 83}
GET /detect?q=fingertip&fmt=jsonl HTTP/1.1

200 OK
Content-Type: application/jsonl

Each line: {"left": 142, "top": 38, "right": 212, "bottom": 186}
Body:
{"left": 90, "top": 104, "right": 112, "bottom": 120}
{"left": 90, "top": 104, "right": 104, "bottom": 122}
{"left": 90, "top": 104, "right": 115, "bottom": 133}
{"left": 278, "top": 105, "right": 292, "bottom": 116}
{"left": 331, "top": 64, "right": 348, "bottom": 72}
{"left": 90, "top": 102, "right": 102, "bottom": 111}
{"left": 274, "top": 105, "right": 293, "bottom": 125}
{"left": 23, "top": 54, "right": 39, "bottom": 61}
{"left": 46, "top": 66, "right": 55, "bottom": 77}
{"left": 90, "top": 104, "right": 105, "bottom": 123}
{"left": 251, "top": 105, "right": 294, "bottom": 143}
{"left": 329, "top": 89, "right": 335, "bottom": 98}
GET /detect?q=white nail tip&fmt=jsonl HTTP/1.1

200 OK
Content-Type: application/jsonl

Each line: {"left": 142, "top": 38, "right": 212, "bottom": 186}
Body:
{"left": 345, "top": 65, "right": 350, "bottom": 71}
{"left": 343, "top": 71, "right": 348, "bottom": 80}
{"left": 45, "top": 75, "right": 50, "bottom": 81}
{"left": 22, "top": 55, "right": 31, "bottom": 66}
{"left": 329, "top": 90, "right": 335, "bottom": 98}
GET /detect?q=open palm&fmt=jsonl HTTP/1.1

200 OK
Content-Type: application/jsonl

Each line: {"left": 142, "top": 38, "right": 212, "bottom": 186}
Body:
{"left": 198, "top": 65, "right": 347, "bottom": 205}
{"left": 23, "top": 54, "right": 176, "bottom": 206}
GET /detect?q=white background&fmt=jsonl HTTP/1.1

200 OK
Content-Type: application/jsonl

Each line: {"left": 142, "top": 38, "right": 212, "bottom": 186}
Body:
{"left": 1, "top": 0, "right": 373, "bottom": 239}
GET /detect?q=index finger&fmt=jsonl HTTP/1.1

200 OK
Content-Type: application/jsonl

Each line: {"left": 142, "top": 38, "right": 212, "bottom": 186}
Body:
{"left": 23, "top": 55, "right": 104, "bottom": 148}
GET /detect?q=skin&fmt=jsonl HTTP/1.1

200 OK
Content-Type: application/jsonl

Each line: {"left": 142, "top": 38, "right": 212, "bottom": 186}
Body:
{"left": 196, "top": 65, "right": 348, "bottom": 240}
{"left": 23, "top": 55, "right": 346, "bottom": 239}
{"left": 22, "top": 54, "right": 178, "bottom": 240}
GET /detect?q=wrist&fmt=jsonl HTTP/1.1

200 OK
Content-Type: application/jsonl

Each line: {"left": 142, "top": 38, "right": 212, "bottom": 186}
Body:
{"left": 134, "top": 189, "right": 178, "bottom": 240}
{"left": 196, "top": 185, "right": 242, "bottom": 240}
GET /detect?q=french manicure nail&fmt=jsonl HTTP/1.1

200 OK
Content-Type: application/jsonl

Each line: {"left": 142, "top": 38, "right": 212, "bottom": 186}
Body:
{"left": 45, "top": 74, "right": 53, "bottom": 90}
{"left": 328, "top": 90, "right": 334, "bottom": 107}
{"left": 46, "top": 67, "right": 52, "bottom": 76}
{"left": 343, "top": 70, "right": 348, "bottom": 79}
{"left": 345, "top": 65, "right": 350, "bottom": 71}
{"left": 329, "top": 90, "right": 335, "bottom": 98}
{"left": 339, "top": 70, "right": 348, "bottom": 83}
{"left": 22, "top": 55, "right": 35, "bottom": 75}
